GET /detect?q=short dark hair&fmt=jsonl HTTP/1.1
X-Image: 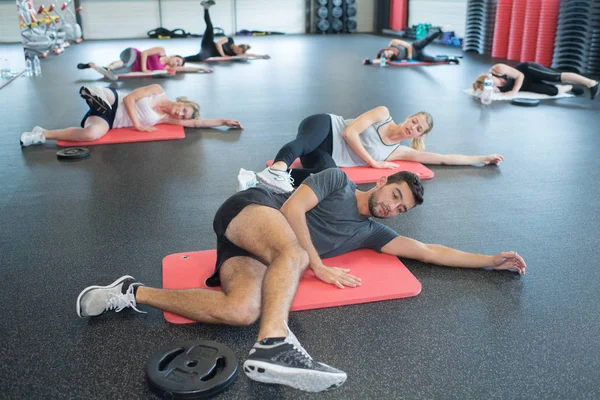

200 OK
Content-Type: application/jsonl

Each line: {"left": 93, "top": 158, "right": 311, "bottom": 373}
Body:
{"left": 386, "top": 171, "right": 424, "bottom": 206}
{"left": 174, "top": 55, "right": 186, "bottom": 66}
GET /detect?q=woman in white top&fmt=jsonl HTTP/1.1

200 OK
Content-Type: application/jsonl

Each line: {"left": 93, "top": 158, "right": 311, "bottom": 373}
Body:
{"left": 20, "top": 84, "right": 242, "bottom": 146}
{"left": 251, "top": 106, "right": 503, "bottom": 193}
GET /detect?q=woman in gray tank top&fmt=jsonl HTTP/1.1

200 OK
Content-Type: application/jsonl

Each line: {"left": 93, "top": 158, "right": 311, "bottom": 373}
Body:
{"left": 242, "top": 106, "right": 504, "bottom": 194}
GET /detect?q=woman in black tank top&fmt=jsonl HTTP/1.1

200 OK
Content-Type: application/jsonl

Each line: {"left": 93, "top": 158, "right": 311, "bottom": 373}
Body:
{"left": 362, "top": 29, "right": 459, "bottom": 65}
{"left": 473, "top": 62, "right": 599, "bottom": 99}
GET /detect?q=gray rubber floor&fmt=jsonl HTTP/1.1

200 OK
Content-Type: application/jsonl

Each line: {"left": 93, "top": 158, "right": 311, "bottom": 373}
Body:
{"left": 1, "top": 34, "right": 599, "bottom": 399}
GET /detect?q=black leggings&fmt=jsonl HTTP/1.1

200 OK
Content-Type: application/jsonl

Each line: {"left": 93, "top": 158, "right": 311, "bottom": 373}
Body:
{"left": 411, "top": 29, "right": 444, "bottom": 62}
{"left": 273, "top": 114, "right": 336, "bottom": 185}
{"left": 183, "top": 9, "right": 220, "bottom": 62}
{"left": 516, "top": 62, "right": 562, "bottom": 96}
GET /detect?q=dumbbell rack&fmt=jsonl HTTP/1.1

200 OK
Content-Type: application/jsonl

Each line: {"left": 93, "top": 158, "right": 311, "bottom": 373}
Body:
{"left": 310, "top": 0, "right": 357, "bottom": 34}
{"left": 463, "top": 0, "right": 498, "bottom": 55}
{"left": 552, "top": 0, "right": 600, "bottom": 77}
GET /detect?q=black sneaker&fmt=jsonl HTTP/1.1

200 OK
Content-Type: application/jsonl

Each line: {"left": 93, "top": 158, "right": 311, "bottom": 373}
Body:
{"left": 79, "top": 85, "right": 112, "bottom": 115}
{"left": 77, "top": 63, "right": 91, "bottom": 69}
{"left": 590, "top": 82, "right": 599, "bottom": 100}
{"left": 76, "top": 275, "right": 145, "bottom": 317}
{"left": 243, "top": 326, "right": 347, "bottom": 392}
{"left": 363, "top": 58, "right": 372, "bottom": 65}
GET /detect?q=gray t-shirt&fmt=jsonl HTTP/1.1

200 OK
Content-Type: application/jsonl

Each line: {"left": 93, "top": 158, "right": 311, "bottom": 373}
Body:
{"left": 271, "top": 168, "right": 398, "bottom": 258}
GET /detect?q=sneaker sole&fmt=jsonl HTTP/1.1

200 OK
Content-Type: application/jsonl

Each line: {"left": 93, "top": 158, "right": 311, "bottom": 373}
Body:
{"left": 76, "top": 275, "right": 135, "bottom": 317}
{"left": 243, "top": 360, "right": 347, "bottom": 392}
{"left": 91, "top": 65, "right": 118, "bottom": 81}
{"left": 79, "top": 87, "right": 110, "bottom": 115}
{"left": 255, "top": 174, "right": 293, "bottom": 194}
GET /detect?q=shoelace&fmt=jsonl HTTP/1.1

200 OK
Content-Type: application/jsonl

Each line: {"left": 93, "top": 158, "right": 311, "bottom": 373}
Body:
{"left": 104, "top": 285, "right": 146, "bottom": 314}
{"left": 284, "top": 321, "right": 312, "bottom": 361}
{"left": 270, "top": 169, "right": 295, "bottom": 186}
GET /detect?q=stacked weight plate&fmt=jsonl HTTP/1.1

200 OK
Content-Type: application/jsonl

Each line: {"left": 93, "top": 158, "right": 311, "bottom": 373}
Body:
{"left": 534, "top": 0, "right": 560, "bottom": 67}
{"left": 520, "top": 0, "right": 542, "bottom": 62}
{"left": 552, "top": 0, "right": 593, "bottom": 73}
{"left": 585, "top": 1, "right": 600, "bottom": 76}
{"left": 464, "top": 0, "right": 498, "bottom": 54}
{"left": 492, "top": 0, "right": 513, "bottom": 58}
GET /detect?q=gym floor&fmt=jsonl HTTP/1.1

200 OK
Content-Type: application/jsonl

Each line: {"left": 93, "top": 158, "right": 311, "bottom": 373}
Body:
{"left": 1, "top": 34, "right": 599, "bottom": 399}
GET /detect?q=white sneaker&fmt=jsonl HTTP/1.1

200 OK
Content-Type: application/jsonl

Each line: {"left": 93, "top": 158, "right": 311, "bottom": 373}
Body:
{"left": 20, "top": 126, "right": 46, "bottom": 147}
{"left": 237, "top": 168, "right": 258, "bottom": 192}
{"left": 79, "top": 85, "right": 112, "bottom": 115}
{"left": 243, "top": 322, "right": 347, "bottom": 392}
{"left": 91, "top": 65, "right": 118, "bottom": 81}
{"left": 256, "top": 167, "right": 294, "bottom": 194}
{"left": 76, "top": 275, "right": 145, "bottom": 317}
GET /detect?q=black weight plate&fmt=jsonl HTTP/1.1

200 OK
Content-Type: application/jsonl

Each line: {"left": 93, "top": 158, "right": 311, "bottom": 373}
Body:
{"left": 511, "top": 98, "right": 540, "bottom": 107}
{"left": 346, "top": 19, "right": 357, "bottom": 31}
{"left": 346, "top": 0, "right": 355, "bottom": 4}
{"left": 332, "top": 0, "right": 342, "bottom": 6}
{"left": 316, "top": 0, "right": 328, "bottom": 6}
{"left": 317, "top": 6, "right": 328, "bottom": 19}
{"left": 317, "top": 19, "right": 330, "bottom": 32}
{"left": 147, "top": 340, "right": 238, "bottom": 399}
{"left": 332, "top": 6, "right": 343, "bottom": 18}
{"left": 332, "top": 19, "right": 343, "bottom": 32}
{"left": 56, "top": 147, "right": 90, "bottom": 160}
{"left": 347, "top": 6, "right": 356, "bottom": 17}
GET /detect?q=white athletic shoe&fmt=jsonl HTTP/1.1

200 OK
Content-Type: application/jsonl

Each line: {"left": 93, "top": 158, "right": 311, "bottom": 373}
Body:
{"left": 256, "top": 167, "right": 294, "bottom": 194}
{"left": 91, "top": 65, "right": 118, "bottom": 81}
{"left": 243, "top": 323, "right": 347, "bottom": 392}
{"left": 79, "top": 85, "right": 112, "bottom": 115}
{"left": 236, "top": 168, "right": 259, "bottom": 192}
{"left": 20, "top": 126, "right": 46, "bottom": 147}
{"left": 76, "top": 275, "right": 145, "bottom": 317}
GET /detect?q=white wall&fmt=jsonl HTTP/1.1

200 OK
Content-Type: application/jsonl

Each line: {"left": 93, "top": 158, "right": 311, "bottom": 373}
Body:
{"left": 80, "top": 0, "right": 376, "bottom": 39}
{"left": 0, "top": 2, "right": 22, "bottom": 43}
{"left": 408, "top": 0, "right": 467, "bottom": 37}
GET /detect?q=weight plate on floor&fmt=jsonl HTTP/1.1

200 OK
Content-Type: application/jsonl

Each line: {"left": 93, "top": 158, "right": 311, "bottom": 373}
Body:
{"left": 146, "top": 340, "right": 238, "bottom": 399}
{"left": 332, "top": 6, "right": 343, "bottom": 18}
{"left": 317, "top": 19, "right": 330, "bottom": 32}
{"left": 56, "top": 147, "right": 90, "bottom": 160}
{"left": 316, "top": 0, "right": 328, "bottom": 5}
{"left": 511, "top": 98, "right": 540, "bottom": 107}
{"left": 332, "top": 0, "right": 342, "bottom": 6}
{"left": 317, "top": 6, "right": 328, "bottom": 19}
{"left": 347, "top": 19, "right": 357, "bottom": 31}
{"left": 347, "top": 6, "right": 357, "bottom": 17}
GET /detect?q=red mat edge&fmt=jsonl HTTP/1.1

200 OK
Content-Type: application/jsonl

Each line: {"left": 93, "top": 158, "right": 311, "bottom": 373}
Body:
{"left": 56, "top": 124, "right": 185, "bottom": 147}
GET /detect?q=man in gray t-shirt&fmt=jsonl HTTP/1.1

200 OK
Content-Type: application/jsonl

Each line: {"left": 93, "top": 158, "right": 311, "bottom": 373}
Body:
{"left": 75, "top": 168, "right": 527, "bottom": 394}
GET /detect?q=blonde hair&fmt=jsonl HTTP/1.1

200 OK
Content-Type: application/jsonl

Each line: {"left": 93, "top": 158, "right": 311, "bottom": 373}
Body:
{"left": 175, "top": 97, "right": 201, "bottom": 120}
{"left": 472, "top": 73, "right": 487, "bottom": 93}
{"left": 238, "top": 44, "right": 251, "bottom": 53}
{"left": 409, "top": 111, "right": 433, "bottom": 152}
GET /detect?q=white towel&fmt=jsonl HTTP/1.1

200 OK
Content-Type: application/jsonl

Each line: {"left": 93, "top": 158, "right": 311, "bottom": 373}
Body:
{"left": 462, "top": 87, "right": 574, "bottom": 101}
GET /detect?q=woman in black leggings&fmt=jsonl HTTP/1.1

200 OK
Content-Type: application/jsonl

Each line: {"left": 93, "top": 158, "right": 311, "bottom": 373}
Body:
{"left": 363, "top": 28, "right": 459, "bottom": 65}
{"left": 473, "top": 62, "right": 599, "bottom": 99}
{"left": 184, "top": 1, "right": 269, "bottom": 62}
{"left": 237, "top": 108, "right": 503, "bottom": 193}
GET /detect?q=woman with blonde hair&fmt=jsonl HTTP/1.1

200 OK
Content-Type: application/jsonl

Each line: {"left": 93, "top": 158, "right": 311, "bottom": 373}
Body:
{"left": 20, "top": 84, "right": 242, "bottom": 146}
{"left": 472, "top": 62, "right": 599, "bottom": 99}
{"left": 243, "top": 106, "right": 503, "bottom": 193}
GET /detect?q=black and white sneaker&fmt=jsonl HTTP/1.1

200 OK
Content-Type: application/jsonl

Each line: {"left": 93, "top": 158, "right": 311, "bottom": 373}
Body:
{"left": 76, "top": 275, "right": 145, "bottom": 317}
{"left": 243, "top": 325, "right": 347, "bottom": 392}
{"left": 79, "top": 86, "right": 112, "bottom": 115}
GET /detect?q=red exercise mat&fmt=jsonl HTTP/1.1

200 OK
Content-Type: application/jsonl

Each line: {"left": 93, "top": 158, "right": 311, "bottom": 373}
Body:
{"left": 266, "top": 159, "right": 434, "bottom": 183}
{"left": 56, "top": 124, "right": 185, "bottom": 147}
{"left": 507, "top": 0, "right": 527, "bottom": 60}
{"left": 110, "top": 70, "right": 176, "bottom": 79}
{"left": 535, "top": 0, "right": 561, "bottom": 67}
{"left": 493, "top": 0, "right": 514, "bottom": 58}
{"left": 162, "top": 249, "right": 422, "bottom": 324}
{"left": 520, "top": 0, "right": 542, "bottom": 62}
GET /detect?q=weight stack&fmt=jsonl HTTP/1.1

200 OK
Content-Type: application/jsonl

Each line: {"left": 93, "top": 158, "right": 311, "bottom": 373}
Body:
{"left": 586, "top": 1, "right": 600, "bottom": 77}
{"left": 463, "top": 0, "right": 498, "bottom": 55}
{"left": 552, "top": 0, "right": 594, "bottom": 74}
{"left": 314, "top": 0, "right": 357, "bottom": 34}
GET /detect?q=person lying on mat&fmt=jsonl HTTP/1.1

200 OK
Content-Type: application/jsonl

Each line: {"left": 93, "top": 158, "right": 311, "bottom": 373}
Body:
{"left": 77, "top": 47, "right": 213, "bottom": 81}
{"left": 75, "top": 168, "right": 525, "bottom": 392}
{"left": 363, "top": 28, "right": 459, "bottom": 65}
{"left": 239, "top": 107, "right": 503, "bottom": 193}
{"left": 183, "top": 1, "right": 269, "bottom": 63}
{"left": 20, "top": 84, "right": 242, "bottom": 146}
{"left": 472, "top": 62, "right": 599, "bottom": 99}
